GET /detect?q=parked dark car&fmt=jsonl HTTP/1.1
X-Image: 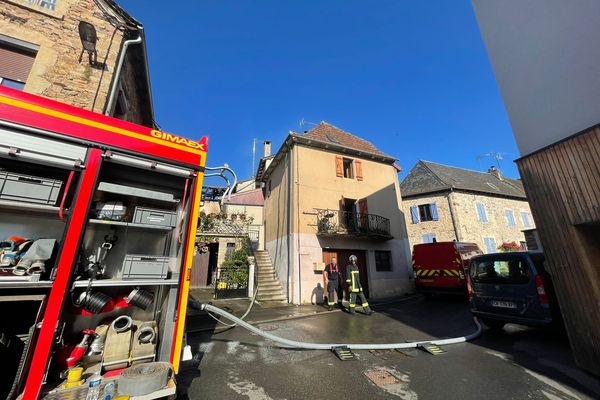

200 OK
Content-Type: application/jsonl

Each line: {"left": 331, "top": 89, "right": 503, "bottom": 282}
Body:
{"left": 467, "top": 251, "right": 562, "bottom": 330}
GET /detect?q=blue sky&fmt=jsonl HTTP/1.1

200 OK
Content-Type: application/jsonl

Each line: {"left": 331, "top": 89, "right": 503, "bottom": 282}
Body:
{"left": 119, "top": 0, "right": 519, "bottom": 185}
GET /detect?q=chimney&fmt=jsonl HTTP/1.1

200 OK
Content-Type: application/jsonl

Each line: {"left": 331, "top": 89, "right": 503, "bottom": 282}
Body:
{"left": 488, "top": 166, "right": 503, "bottom": 180}
{"left": 264, "top": 140, "right": 271, "bottom": 157}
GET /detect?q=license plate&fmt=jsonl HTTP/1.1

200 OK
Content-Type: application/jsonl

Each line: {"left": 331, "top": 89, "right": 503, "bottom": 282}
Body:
{"left": 491, "top": 300, "right": 517, "bottom": 309}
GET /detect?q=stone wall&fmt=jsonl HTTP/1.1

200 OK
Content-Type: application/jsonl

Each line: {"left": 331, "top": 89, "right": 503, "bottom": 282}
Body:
{"left": 402, "top": 192, "right": 458, "bottom": 248}
{"left": 452, "top": 191, "right": 534, "bottom": 251}
{"left": 0, "top": 0, "right": 149, "bottom": 126}
{"left": 404, "top": 190, "right": 535, "bottom": 253}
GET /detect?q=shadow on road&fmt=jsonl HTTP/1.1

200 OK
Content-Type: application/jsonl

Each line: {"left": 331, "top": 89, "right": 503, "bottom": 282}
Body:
{"left": 369, "top": 295, "right": 600, "bottom": 398}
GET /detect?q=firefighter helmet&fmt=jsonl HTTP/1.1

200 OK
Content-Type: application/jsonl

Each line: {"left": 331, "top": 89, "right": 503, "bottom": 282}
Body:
{"left": 349, "top": 255, "right": 358, "bottom": 263}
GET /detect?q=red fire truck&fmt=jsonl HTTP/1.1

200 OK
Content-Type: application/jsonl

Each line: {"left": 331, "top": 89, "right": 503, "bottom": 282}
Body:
{"left": 0, "top": 86, "right": 207, "bottom": 399}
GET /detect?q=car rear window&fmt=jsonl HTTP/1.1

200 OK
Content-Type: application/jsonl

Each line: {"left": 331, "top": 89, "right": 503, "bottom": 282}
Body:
{"left": 471, "top": 257, "right": 531, "bottom": 284}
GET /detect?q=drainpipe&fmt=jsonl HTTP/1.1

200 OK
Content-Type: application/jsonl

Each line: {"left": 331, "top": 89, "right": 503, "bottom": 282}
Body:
{"left": 295, "top": 145, "right": 301, "bottom": 305}
{"left": 287, "top": 147, "right": 293, "bottom": 303}
{"left": 104, "top": 34, "right": 142, "bottom": 116}
{"left": 447, "top": 190, "right": 461, "bottom": 241}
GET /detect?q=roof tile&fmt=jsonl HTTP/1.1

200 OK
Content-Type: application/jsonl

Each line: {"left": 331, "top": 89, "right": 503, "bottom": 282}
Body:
{"left": 302, "top": 121, "right": 393, "bottom": 159}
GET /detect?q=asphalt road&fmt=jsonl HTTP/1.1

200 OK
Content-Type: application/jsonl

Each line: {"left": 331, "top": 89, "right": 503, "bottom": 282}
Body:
{"left": 178, "top": 296, "right": 600, "bottom": 400}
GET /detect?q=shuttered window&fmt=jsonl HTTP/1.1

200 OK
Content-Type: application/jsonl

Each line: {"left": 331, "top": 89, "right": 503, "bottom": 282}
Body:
{"left": 28, "top": 0, "right": 58, "bottom": 11}
{"left": 422, "top": 233, "right": 436, "bottom": 243}
{"left": 0, "top": 42, "right": 36, "bottom": 86}
{"left": 476, "top": 203, "right": 488, "bottom": 222}
{"left": 506, "top": 209, "right": 516, "bottom": 226}
{"left": 335, "top": 156, "right": 343, "bottom": 177}
{"left": 521, "top": 211, "right": 531, "bottom": 228}
{"left": 355, "top": 160, "right": 363, "bottom": 181}
{"left": 483, "top": 237, "right": 497, "bottom": 254}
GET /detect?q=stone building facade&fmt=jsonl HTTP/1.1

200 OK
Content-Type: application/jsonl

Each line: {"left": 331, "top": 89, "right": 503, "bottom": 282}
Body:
{"left": 401, "top": 161, "right": 535, "bottom": 253}
{"left": 0, "top": 0, "right": 154, "bottom": 126}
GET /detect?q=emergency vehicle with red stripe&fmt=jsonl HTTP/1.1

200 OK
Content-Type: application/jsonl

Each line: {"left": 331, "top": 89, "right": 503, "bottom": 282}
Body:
{"left": 412, "top": 241, "right": 483, "bottom": 296}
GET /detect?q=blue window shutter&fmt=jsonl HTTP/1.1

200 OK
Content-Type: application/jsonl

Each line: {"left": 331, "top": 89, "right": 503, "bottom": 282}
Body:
{"left": 477, "top": 203, "right": 488, "bottom": 222}
{"left": 506, "top": 210, "right": 516, "bottom": 226}
{"left": 422, "top": 233, "right": 436, "bottom": 243}
{"left": 484, "top": 237, "right": 497, "bottom": 253}
{"left": 521, "top": 212, "right": 531, "bottom": 227}
{"left": 410, "top": 205, "right": 420, "bottom": 224}
{"left": 430, "top": 203, "right": 439, "bottom": 221}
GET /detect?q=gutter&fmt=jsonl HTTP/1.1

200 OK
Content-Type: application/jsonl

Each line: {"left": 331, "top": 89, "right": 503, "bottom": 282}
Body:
{"left": 105, "top": 34, "right": 142, "bottom": 116}
{"left": 287, "top": 149, "right": 293, "bottom": 303}
{"left": 446, "top": 189, "right": 461, "bottom": 241}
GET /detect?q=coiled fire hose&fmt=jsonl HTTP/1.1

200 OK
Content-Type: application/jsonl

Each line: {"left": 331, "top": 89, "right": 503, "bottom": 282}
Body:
{"left": 200, "top": 303, "right": 482, "bottom": 350}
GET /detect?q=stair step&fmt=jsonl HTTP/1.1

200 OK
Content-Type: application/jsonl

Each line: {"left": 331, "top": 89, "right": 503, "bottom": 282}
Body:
{"left": 257, "top": 294, "right": 287, "bottom": 302}
{"left": 258, "top": 289, "right": 285, "bottom": 296}
{"left": 257, "top": 279, "right": 277, "bottom": 283}
{"left": 257, "top": 279, "right": 279, "bottom": 285}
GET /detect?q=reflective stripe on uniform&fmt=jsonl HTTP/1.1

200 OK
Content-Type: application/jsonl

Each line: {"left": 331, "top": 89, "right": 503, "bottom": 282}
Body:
{"left": 351, "top": 270, "right": 360, "bottom": 291}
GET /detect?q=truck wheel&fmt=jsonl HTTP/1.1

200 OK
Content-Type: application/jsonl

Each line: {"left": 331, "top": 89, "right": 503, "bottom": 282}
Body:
{"left": 480, "top": 318, "right": 505, "bottom": 330}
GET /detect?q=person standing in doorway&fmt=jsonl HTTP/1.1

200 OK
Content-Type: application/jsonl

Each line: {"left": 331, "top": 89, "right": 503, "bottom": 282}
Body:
{"left": 345, "top": 255, "right": 373, "bottom": 315}
{"left": 323, "top": 257, "right": 343, "bottom": 311}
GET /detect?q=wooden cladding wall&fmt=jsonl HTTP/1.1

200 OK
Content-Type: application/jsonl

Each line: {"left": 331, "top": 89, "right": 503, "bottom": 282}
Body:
{"left": 517, "top": 126, "right": 600, "bottom": 376}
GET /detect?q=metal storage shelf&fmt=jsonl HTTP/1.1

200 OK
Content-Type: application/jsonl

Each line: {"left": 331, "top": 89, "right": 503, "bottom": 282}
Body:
{"left": 72, "top": 279, "right": 179, "bottom": 287}
{"left": 0, "top": 199, "right": 66, "bottom": 215}
{"left": 88, "top": 219, "right": 174, "bottom": 231}
{"left": 96, "top": 182, "right": 178, "bottom": 204}
{"left": 0, "top": 280, "right": 53, "bottom": 288}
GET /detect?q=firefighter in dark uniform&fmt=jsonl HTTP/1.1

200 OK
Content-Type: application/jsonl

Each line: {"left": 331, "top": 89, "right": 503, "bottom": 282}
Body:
{"left": 345, "top": 255, "right": 373, "bottom": 315}
{"left": 323, "top": 257, "right": 343, "bottom": 311}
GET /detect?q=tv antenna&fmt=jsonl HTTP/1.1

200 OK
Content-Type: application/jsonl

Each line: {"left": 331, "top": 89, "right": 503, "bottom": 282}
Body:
{"left": 477, "top": 152, "right": 506, "bottom": 171}
{"left": 299, "top": 118, "right": 318, "bottom": 128}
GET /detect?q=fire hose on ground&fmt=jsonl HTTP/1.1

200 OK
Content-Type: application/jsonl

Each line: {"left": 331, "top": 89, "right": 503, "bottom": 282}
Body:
{"left": 199, "top": 303, "right": 483, "bottom": 350}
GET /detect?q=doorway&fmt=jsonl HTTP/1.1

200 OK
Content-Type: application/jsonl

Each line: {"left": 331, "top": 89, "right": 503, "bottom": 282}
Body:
{"left": 322, "top": 249, "right": 369, "bottom": 297}
{"left": 206, "top": 242, "right": 219, "bottom": 286}
{"left": 341, "top": 198, "right": 358, "bottom": 232}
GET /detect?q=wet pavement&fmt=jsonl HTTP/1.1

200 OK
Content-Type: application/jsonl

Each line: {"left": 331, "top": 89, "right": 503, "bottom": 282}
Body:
{"left": 179, "top": 294, "right": 600, "bottom": 400}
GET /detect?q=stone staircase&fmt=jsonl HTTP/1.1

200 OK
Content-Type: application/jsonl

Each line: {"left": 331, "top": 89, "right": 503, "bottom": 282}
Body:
{"left": 253, "top": 250, "right": 287, "bottom": 303}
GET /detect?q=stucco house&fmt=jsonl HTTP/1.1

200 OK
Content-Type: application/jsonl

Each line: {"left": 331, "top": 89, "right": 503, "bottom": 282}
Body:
{"left": 258, "top": 121, "right": 412, "bottom": 304}
{"left": 401, "top": 161, "right": 535, "bottom": 253}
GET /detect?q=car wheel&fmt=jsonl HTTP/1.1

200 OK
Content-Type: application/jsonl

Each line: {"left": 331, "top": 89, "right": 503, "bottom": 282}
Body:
{"left": 480, "top": 318, "right": 505, "bottom": 330}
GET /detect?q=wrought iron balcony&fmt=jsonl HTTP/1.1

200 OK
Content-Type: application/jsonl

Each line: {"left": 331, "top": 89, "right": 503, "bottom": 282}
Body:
{"left": 313, "top": 208, "right": 392, "bottom": 240}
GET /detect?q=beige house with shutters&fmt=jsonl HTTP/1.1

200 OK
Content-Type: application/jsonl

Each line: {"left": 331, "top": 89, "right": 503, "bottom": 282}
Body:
{"left": 401, "top": 161, "right": 535, "bottom": 253}
{"left": 258, "top": 121, "right": 413, "bottom": 304}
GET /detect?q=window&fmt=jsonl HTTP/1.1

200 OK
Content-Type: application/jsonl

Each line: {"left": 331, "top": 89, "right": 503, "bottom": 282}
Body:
{"left": 483, "top": 237, "right": 497, "bottom": 254}
{"left": 410, "top": 203, "right": 438, "bottom": 223}
{"left": 505, "top": 210, "right": 516, "bottom": 227}
{"left": 343, "top": 158, "right": 354, "bottom": 178}
{"left": 28, "top": 0, "right": 58, "bottom": 11}
{"left": 335, "top": 156, "right": 363, "bottom": 180}
{"left": 476, "top": 203, "right": 488, "bottom": 222}
{"left": 375, "top": 251, "right": 392, "bottom": 271}
{"left": 471, "top": 256, "right": 531, "bottom": 284}
{"left": 226, "top": 242, "right": 236, "bottom": 255}
{"left": 0, "top": 77, "right": 25, "bottom": 91}
{"left": 422, "top": 233, "right": 436, "bottom": 243}
{"left": 326, "top": 134, "right": 340, "bottom": 144}
{"left": 521, "top": 211, "right": 531, "bottom": 228}
{"left": 0, "top": 38, "right": 38, "bottom": 91}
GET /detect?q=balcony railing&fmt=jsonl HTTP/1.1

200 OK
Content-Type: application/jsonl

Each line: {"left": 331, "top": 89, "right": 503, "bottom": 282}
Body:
{"left": 313, "top": 208, "right": 392, "bottom": 240}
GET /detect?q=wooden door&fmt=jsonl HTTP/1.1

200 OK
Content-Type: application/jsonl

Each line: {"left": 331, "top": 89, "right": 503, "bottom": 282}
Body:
{"left": 324, "top": 249, "right": 369, "bottom": 297}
